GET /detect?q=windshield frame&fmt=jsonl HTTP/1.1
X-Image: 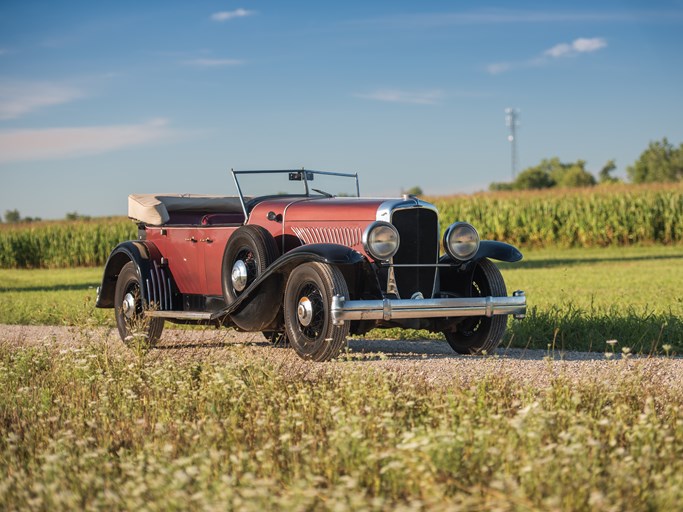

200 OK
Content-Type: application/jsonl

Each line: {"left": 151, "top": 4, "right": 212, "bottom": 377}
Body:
{"left": 231, "top": 169, "right": 360, "bottom": 219}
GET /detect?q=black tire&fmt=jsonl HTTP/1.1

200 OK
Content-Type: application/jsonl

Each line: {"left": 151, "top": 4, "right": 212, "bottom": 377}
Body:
{"left": 222, "top": 225, "right": 279, "bottom": 304}
{"left": 444, "top": 258, "right": 507, "bottom": 355}
{"left": 114, "top": 261, "right": 164, "bottom": 347}
{"left": 284, "top": 262, "right": 350, "bottom": 361}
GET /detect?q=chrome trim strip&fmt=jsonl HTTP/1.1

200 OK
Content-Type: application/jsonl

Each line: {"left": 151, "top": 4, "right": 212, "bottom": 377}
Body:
{"left": 147, "top": 311, "right": 213, "bottom": 320}
{"left": 380, "top": 263, "right": 456, "bottom": 268}
{"left": 330, "top": 292, "right": 526, "bottom": 325}
{"left": 376, "top": 198, "right": 438, "bottom": 223}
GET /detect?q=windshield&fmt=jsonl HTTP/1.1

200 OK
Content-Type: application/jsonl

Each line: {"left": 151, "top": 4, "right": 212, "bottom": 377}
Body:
{"left": 232, "top": 169, "right": 360, "bottom": 201}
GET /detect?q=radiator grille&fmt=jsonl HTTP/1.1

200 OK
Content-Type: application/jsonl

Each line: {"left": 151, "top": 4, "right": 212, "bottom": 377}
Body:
{"left": 391, "top": 208, "right": 439, "bottom": 298}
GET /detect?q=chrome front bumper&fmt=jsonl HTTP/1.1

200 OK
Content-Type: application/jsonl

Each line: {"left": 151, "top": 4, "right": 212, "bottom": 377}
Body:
{"left": 331, "top": 291, "right": 526, "bottom": 326}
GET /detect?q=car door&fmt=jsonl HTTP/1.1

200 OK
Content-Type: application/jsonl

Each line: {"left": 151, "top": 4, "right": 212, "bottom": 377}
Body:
{"left": 157, "top": 226, "right": 207, "bottom": 295}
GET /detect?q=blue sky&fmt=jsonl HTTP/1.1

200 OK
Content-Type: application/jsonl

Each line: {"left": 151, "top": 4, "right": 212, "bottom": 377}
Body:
{"left": 1, "top": 0, "right": 682, "bottom": 219}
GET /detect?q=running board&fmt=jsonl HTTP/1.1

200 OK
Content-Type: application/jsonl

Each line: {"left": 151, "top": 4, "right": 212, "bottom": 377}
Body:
{"left": 146, "top": 311, "right": 213, "bottom": 321}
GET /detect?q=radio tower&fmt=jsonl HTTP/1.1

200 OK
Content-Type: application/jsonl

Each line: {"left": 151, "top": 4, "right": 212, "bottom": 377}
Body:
{"left": 505, "top": 108, "right": 519, "bottom": 180}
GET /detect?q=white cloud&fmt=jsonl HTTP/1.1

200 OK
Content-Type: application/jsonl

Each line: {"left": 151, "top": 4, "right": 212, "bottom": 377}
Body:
{"left": 488, "top": 37, "right": 607, "bottom": 74}
{"left": 211, "top": 8, "right": 255, "bottom": 22}
{"left": 0, "top": 119, "right": 173, "bottom": 163}
{"left": 0, "top": 82, "right": 84, "bottom": 120}
{"left": 355, "top": 89, "right": 443, "bottom": 105}
{"left": 545, "top": 37, "right": 607, "bottom": 58}
{"left": 184, "top": 58, "right": 244, "bottom": 67}
{"left": 486, "top": 62, "right": 514, "bottom": 75}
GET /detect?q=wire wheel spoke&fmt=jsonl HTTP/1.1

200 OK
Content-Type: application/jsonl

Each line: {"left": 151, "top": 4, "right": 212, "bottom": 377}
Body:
{"left": 299, "top": 284, "right": 324, "bottom": 342}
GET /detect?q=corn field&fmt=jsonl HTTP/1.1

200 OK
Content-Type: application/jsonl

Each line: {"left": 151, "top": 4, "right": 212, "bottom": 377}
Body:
{"left": 0, "top": 218, "right": 135, "bottom": 269}
{"left": 1, "top": 184, "right": 682, "bottom": 268}
{"left": 432, "top": 183, "right": 683, "bottom": 247}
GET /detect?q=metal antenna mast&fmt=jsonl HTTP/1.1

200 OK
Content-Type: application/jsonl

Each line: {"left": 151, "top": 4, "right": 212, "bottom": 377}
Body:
{"left": 505, "top": 108, "right": 519, "bottom": 180}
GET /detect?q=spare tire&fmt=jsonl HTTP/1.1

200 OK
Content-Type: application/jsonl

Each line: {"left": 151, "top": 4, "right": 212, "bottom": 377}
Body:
{"left": 221, "top": 225, "right": 281, "bottom": 330}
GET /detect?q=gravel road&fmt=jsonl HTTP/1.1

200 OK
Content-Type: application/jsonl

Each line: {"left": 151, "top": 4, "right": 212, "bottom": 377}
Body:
{"left": 1, "top": 324, "right": 681, "bottom": 391}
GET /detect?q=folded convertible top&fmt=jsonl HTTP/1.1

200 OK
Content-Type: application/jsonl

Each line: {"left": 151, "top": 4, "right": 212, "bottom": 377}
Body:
{"left": 128, "top": 194, "right": 244, "bottom": 225}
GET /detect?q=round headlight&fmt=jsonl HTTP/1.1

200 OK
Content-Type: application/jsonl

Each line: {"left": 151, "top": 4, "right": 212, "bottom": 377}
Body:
{"left": 444, "top": 222, "right": 480, "bottom": 261}
{"left": 363, "top": 221, "right": 400, "bottom": 261}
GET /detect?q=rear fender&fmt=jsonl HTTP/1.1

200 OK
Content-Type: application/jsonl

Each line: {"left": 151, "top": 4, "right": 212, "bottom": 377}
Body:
{"left": 95, "top": 241, "right": 163, "bottom": 308}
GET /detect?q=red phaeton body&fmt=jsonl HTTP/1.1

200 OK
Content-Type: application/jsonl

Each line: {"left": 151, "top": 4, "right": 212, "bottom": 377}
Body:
{"left": 96, "top": 170, "right": 526, "bottom": 361}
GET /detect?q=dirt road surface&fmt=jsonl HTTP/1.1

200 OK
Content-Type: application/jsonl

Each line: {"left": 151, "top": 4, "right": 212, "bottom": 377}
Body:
{"left": 1, "top": 324, "right": 681, "bottom": 390}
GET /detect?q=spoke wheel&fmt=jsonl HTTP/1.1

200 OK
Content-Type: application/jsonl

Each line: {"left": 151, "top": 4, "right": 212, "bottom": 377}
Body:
{"left": 114, "top": 261, "right": 164, "bottom": 347}
{"left": 284, "top": 262, "right": 350, "bottom": 361}
{"left": 444, "top": 258, "right": 507, "bottom": 355}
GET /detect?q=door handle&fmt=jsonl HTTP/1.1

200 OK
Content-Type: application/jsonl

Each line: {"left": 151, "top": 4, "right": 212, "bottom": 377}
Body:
{"left": 200, "top": 238, "right": 213, "bottom": 243}
{"left": 185, "top": 237, "right": 197, "bottom": 243}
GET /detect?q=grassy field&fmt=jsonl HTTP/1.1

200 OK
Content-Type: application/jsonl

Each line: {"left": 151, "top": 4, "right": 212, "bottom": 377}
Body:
{"left": 1, "top": 339, "right": 681, "bottom": 510}
{"left": 1, "top": 245, "right": 680, "bottom": 353}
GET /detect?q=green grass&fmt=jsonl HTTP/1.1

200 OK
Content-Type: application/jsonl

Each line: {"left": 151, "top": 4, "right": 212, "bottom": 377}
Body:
{"left": 1, "top": 341, "right": 681, "bottom": 510}
{"left": 1, "top": 246, "right": 681, "bottom": 352}
{"left": 501, "top": 246, "right": 682, "bottom": 352}
{"left": 501, "top": 245, "right": 683, "bottom": 313}
{"left": 0, "top": 267, "right": 112, "bottom": 326}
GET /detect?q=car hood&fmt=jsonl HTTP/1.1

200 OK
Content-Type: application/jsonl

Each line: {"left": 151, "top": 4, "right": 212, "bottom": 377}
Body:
{"left": 251, "top": 196, "right": 389, "bottom": 222}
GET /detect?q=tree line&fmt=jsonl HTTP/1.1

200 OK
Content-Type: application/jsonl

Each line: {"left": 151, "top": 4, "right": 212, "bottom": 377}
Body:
{"left": 490, "top": 137, "right": 683, "bottom": 191}
{"left": 1, "top": 210, "right": 91, "bottom": 224}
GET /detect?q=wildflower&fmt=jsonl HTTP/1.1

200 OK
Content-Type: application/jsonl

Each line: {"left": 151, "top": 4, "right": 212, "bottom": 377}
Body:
{"left": 606, "top": 339, "right": 617, "bottom": 346}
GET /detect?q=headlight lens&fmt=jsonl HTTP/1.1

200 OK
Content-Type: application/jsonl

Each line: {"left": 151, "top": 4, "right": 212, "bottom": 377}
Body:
{"left": 444, "top": 222, "right": 480, "bottom": 261}
{"left": 363, "top": 221, "right": 400, "bottom": 261}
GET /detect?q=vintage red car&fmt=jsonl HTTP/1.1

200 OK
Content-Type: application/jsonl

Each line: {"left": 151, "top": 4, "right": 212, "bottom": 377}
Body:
{"left": 96, "top": 169, "right": 526, "bottom": 361}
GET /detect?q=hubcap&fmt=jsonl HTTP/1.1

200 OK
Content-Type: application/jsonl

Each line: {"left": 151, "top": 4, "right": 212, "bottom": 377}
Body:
{"left": 231, "top": 260, "right": 249, "bottom": 292}
{"left": 122, "top": 292, "right": 136, "bottom": 319}
{"left": 297, "top": 296, "right": 314, "bottom": 326}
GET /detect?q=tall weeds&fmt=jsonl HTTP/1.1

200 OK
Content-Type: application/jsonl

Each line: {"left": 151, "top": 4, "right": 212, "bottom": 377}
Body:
{"left": 1, "top": 342, "right": 681, "bottom": 509}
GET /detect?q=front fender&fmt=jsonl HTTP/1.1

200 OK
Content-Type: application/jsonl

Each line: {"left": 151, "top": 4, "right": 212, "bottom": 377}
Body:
{"left": 473, "top": 241, "right": 523, "bottom": 263}
{"left": 213, "top": 244, "right": 368, "bottom": 321}
{"left": 437, "top": 241, "right": 522, "bottom": 297}
{"left": 438, "top": 241, "right": 523, "bottom": 267}
{"left": 95, "top": 240, "right": 162, "bottom": 308}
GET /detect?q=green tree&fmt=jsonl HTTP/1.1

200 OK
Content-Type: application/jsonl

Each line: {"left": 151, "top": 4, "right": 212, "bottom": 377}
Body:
{"left": 599, "top": 159, "right": 618, "bottom": 184}
{"left": 490, "top": 157, "right": 602, "bottom": 191}
{"left": 627, "top": 138, "right": 683, "bottom": 183}
{"left": 4, "top": 209, "right": 21, "bottom": 223}
{"left": 404, "top": 186, "right": 423, "bottom": 196}
{"left": 489, "top": 181, "right": 515, "bottom": 191}
{"left": 65, "top": 211, "right": 91, "bottom": 221}
{"left": 514, "top": 167, "right": 555, "bottom": 190}
{"left": 560, "top": 166, "right": 597, "bottom": 187}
